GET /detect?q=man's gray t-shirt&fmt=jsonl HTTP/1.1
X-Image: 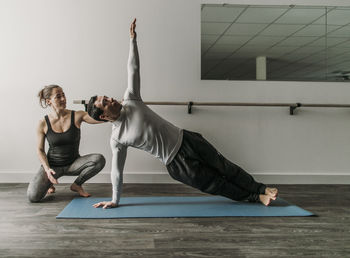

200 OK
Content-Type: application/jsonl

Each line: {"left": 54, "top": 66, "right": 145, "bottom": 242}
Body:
{"left": 111, "top": 99, "right": 183, "bottom": 165}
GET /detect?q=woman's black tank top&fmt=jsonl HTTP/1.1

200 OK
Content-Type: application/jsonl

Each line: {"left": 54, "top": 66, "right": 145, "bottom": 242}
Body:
{"left": 45, "top": 111, "right": 81, "bottom": 167}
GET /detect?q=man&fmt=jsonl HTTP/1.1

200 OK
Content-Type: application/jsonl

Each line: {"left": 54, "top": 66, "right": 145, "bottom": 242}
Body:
{"left": 87, "top": 19, "right": 278, "bottom": 209}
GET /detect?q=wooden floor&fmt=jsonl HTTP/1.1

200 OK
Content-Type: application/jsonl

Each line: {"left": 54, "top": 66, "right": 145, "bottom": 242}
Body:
{"left": 0, "top": 183, "right": 349, "bottom": 258}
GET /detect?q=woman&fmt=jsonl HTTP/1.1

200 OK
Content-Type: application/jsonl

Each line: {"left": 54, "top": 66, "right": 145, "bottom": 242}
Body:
{"left": 27, "top": 85, "right": 105, "bottom": 202}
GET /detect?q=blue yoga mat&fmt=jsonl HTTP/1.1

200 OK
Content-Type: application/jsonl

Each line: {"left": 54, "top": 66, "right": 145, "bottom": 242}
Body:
{"left": 56, "top": 196, "right": 314, "bottom": 219}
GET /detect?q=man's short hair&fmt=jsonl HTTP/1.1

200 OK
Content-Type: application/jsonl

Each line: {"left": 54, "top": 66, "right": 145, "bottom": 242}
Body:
{"left": 87, "top": 95, "right": 107, "bottom": 122}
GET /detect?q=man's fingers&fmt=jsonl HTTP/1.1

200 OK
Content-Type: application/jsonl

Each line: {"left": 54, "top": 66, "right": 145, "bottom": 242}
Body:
{"left": 130, "top": 18, "right": 136, "bottom": 30}
{"left": 93, "top": 201, "right": 115, "bottom": 209}
{"left": 93, "top": 202, "right": 103, "bottom": 208}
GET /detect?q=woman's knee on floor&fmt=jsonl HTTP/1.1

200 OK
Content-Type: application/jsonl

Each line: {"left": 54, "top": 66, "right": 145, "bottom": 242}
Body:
{"left": 27, "top": 171, "right": 50, "bottom": 203}
{"left": 27, "top": 187, "right": 44, "bottom": 203}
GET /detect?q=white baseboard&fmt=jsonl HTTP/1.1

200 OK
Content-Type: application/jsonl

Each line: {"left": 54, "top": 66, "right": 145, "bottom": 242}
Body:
{"left": 0, "top": 170, "right": 349, "bottom": 184}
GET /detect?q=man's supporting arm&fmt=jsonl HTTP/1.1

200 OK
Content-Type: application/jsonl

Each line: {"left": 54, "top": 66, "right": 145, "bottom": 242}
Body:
{"left": 111, "top": 139, "right": 127, "bottom": 205}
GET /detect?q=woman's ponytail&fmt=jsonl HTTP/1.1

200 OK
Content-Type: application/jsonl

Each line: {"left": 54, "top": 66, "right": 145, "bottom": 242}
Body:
{"left": 38, "top": 85, "right": 60, "bottom": 108}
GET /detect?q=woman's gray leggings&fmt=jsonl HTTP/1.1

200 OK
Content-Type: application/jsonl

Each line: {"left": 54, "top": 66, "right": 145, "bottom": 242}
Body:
{"left": 27, "top": 153, "right": 105, "bottom": 203}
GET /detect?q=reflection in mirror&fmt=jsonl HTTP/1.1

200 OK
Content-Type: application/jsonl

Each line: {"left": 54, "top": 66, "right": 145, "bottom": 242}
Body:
{"left": 201, "top": 4, "right": 350, "bottom": 82}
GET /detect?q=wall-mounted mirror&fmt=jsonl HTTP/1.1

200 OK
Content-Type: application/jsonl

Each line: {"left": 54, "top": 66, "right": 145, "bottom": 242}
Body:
{"left": 201, "top": 4, "right": 350, "bottom": 82}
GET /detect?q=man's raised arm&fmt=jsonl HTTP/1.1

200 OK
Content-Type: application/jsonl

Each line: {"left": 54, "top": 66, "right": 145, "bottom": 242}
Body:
{"left": 126, "top": 18, "right": 141, "bottom": 100}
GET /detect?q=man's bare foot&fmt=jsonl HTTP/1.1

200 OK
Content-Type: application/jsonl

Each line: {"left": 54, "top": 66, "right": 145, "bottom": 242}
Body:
{"left": 70, "top": 183, "right": 91, "bottom": 197}
{"left": 47, "top": 186, "right": 55, "bottom": 194}
{"left": 259, "top": 194, "right": 276, "bottom": 206}
{"left": 265, "top": 187, "right": 278, "bottom": 198}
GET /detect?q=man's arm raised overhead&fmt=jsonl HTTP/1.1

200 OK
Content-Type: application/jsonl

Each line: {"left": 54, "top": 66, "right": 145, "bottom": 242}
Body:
{"left": 125, "top": 18, "right": 141, "bottom": 100}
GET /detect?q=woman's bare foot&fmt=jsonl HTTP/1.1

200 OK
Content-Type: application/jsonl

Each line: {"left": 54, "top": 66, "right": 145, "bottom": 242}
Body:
{"left": 265, "top": 187, "right": 278, "bottom": 198}
{"left": 47, "top": 185, "right": 55, "bottom": 194}
{"left": 259, "top": 194, "right": 276, "bottom": 206}
{"left": 70, "top": 183, "right": 91, "bottom": 197}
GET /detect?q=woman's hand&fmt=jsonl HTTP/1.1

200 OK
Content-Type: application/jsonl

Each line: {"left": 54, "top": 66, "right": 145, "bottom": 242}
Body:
{"left": 93, "top": 201, "right": 117, "bottom": 209}
{"left": 45, "top": 168, "right": 58, "bottom": 184}
{"left": 79, "top": 111, "right": 104, "bottom": 124}
{"left": 130, "top": 18, "right": 136, "bottom": 38}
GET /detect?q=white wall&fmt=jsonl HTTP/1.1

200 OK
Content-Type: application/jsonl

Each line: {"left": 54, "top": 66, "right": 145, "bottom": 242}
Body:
{"left": 1, "top": 0, "right": 350, "bottom": 184}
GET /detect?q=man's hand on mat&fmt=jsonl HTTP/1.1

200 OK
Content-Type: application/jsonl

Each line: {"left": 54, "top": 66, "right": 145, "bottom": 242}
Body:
{"left": 130, "top": 18, "right": 136, "bottom": 38}
{"left": 93, "top": 201, "right": 117, "bottom": 209}
{"left": 45, "top": 168, "right": 58, "bottom": 184}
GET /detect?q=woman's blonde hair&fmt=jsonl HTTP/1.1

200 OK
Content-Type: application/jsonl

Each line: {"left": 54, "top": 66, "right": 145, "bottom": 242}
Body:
{"left": 38, "top": 85, "right": 61, "bottom": 108}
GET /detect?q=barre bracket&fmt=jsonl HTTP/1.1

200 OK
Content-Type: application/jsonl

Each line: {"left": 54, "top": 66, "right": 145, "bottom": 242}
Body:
{"left": 81, "top": 100, "right": 87, "bottom": 112}
{"left": 188, "top": 101, "right": 193, "bottom": 114}
{"left": 290, "top": 103, "right": 301, "bottom": 115}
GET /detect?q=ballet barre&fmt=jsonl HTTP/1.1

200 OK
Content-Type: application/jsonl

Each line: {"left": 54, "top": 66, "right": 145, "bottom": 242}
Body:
{"left": 73, "top": 100, "right": 350, "bottom": 115}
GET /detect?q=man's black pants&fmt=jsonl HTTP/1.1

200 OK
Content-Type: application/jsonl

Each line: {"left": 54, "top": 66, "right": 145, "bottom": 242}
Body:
{"left": 167, "top": 130, "right": 266, "bottom": 202}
